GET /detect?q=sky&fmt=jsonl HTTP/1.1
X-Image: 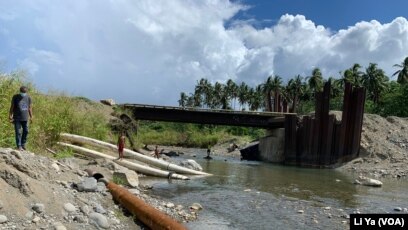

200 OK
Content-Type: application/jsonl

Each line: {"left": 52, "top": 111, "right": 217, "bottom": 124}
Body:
{"left": 0, "top": 0, "right": 407, "bottom": 105}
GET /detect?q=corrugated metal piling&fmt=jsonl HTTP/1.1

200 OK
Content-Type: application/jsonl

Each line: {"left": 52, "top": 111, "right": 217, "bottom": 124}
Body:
{"left": 283, "top": 82, "right": 366, "bottom": 167}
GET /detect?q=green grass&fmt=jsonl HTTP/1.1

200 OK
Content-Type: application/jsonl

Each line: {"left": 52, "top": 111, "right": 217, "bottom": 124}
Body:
{"left": 0, "top": 71, "right": 111, "bottom": 154}
{"left": 54, "top": 148, "right": 75, "bottom": 159}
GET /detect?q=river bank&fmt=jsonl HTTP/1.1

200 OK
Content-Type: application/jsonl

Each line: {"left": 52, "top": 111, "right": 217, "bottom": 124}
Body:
{"left": 0, "top": 148, "right": 198, "bottom": 230}
{"left": 336, "top": 113, "right": 408, "bottom": 179}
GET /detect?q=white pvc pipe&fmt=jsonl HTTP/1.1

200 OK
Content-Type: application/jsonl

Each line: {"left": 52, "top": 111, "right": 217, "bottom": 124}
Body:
{"left": 57, "top": 142, "right": 189, "bottom": 180}
{"left": 60, "top": 133, "right": 211, "bottom": 176}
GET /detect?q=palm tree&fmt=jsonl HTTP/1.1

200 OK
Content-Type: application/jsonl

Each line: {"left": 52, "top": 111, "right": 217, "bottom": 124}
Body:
{"left": 271, "top": 75, "right": 283, "bottom": 112}
{"left": 225, "top": 79, "right": 238, "bottom": 109}
{"left": 193, "top": 90, "right": 202, "bottom": 108}
{"left": 325, "top": 77, "right": 343, "bottom": 99}
{"left": 393, "top": 57, "right": 408, "bottom": 84}
{"left": 287, "top": 75, "right": 304, "bottom": 113}
{"left": 195, "top": 78, "right": 213, "bottom": 108}
{"left": 185, "top": 94, "right": 195, "bottom": 107}
{"left": 248, "top": 85, "right": 264, "bottom": 111}
{"left": 261, "top": 75, "right": 283, "bottom": 112}
{"left": 212, "top": 82, "right": 223, "bottom": 109}
{"left": 238, "top": 82, "right": 249, "bottom": 110}
{"left": 342, "top": 63, "right": 363, "bottom": 87}
{"left": 261, "top": 76, "right": 273, "bottom": 111}
{"left": 178, "top": 92, "right": 188, "bottom": 107}
{"left": 307, "top": 68, "right": 323, "bottom": 94}
{"left": 362, "top": 63, "right": 388, "bottom": 104}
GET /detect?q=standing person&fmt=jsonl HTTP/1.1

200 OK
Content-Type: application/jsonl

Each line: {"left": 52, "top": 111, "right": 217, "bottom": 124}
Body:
{"left": 204, "top": 148, "right": 212, "bottom": 160}
{"left": 154, "top": 145, "right": 160, "bottom": 159}
{"left": 9, "top": 86, "right": 33, "bottom": 151}
{"left": 117, "top": 132, "right": 126, "bottom": 160}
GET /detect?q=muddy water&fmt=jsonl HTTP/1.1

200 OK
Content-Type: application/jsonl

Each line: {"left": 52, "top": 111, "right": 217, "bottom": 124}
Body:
{"left": 141, "top": 151, "right": 408, "bottom": 230}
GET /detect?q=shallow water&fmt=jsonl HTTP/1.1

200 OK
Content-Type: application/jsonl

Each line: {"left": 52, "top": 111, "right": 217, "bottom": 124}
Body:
{"left": 141, "top": 151, "right": 408, "bottom": 230}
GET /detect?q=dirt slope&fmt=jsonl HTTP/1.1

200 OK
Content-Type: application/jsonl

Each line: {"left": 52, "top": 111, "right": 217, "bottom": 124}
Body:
{"left": 336, "top": 112, "right": 408, "bottom": 178}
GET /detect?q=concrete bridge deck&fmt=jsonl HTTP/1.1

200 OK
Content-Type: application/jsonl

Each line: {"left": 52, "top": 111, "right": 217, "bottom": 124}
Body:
{"left": 122, "top": 104, "right": 295, "bottom": 128}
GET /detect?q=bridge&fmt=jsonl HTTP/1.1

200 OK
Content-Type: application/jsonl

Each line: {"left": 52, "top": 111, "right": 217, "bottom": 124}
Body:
{"left": 121, "top": 82, "right": 366, "bottom": 168}
{"left": 121, "top": 104, "right": 294, "bottom": 128}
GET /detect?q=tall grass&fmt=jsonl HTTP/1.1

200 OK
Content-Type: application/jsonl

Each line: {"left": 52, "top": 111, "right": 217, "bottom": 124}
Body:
{"left": 0, "top": 71, "right": 111, "bottom": 153}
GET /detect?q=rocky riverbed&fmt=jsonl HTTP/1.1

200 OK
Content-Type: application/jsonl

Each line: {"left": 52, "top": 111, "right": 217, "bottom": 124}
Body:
{"left": 0, "top": 148, "right": 199, "bottom": 230}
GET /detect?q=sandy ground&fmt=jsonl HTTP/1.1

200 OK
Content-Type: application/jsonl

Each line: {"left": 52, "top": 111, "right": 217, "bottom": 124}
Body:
{"left": 335, "top": 113, "right": 408, "bottom": 179}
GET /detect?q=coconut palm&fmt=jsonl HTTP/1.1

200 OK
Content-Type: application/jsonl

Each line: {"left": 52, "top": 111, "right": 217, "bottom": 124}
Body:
{"left": 307, "top": 68, "right": 323, "bottom": 94}
{"left": 185, "top": 94, "right": 195, "bottom": 107}
{"left": 178, "top": 92, "right": 188, "bottom": 107}
{"left": 342, "top": 63, "right": 363, "bottom": 87}
{"left": 238, "top": 82, "right": 249, "bottom": 110}
{"left": 195, "top": 78, "right": 213, "bottom": 108}
{"left": 287, "top": 75, "right": 304, "bottom": 113}
{"left": 327, "top": 77, "right": 343, "bottom": 99}
{"left": 248, "top": 85, "right": 264, "bottom": 111}
{"left": 393, "top": 57, "right": 408, "bottom": 84}
{"left": 270, "top": 75, "right": 283, "bottom": 112}
{"left": 261, "top": 75, "right": 283, "bottom": 112}
{"left": 212, "top": 82, "right": 224, "bottom": 109}
{"left": 362, "top": 63, "right": 388, "bottom": 104}
{"left": 261, "top": 76, "right": 273, "bottom": 111}
{"left": 225, "top": 79, "right": 238, "bottom": 109}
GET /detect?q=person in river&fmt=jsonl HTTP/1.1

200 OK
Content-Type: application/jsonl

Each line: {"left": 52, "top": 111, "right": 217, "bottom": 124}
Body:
{"left": 204, "top": 148, "right": 213, "bottom": 160}
{"left": 117, "top": 132, "right": 126, "bottom": 160}
{"left": 9, "top": 86, "right": 33, "bottom": 151}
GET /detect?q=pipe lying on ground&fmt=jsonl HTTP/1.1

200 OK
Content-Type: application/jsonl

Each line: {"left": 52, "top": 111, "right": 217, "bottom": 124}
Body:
{"left": 60, "top": 133, "right": 211, "bottom": 176}
{"left": 101, "top": 179, "right": 187, "bottom": 230}
{"left": 57, "top": 142, "right": 189, "bottom": 180}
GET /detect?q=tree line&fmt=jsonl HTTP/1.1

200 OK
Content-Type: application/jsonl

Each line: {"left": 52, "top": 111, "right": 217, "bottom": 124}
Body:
{"left": 178, "top": 57, "right": 408, "bottom": 117}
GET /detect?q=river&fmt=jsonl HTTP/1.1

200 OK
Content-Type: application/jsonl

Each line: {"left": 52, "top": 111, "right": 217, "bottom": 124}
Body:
{"left": 140, "top": 150, "right": 408, "bottom": 230}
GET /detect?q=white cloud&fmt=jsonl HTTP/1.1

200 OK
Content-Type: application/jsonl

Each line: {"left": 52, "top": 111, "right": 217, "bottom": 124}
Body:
{"left": 0, "top": 1, "right": 407, "bottom": 105}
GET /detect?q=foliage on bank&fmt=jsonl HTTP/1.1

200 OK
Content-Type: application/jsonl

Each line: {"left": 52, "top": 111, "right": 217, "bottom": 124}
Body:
{"left": 136, "top": 121, "right": 264, "bottom": 148}
{"left": 0, "top": 71, "right": 111, "bottom": 153}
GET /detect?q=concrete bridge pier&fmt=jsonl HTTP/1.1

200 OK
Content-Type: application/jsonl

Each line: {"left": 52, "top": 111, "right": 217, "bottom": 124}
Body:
{"left": 258, "top": 128, "right": 285, "bottom": 163}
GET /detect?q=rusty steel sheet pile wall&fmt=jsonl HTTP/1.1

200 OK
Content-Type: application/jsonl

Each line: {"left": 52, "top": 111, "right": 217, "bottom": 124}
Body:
{"left": 284, "top": 82, "right": 366, "bottom": 167}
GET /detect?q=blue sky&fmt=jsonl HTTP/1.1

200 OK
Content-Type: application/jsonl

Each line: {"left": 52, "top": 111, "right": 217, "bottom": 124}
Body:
{"left": 0, "top": 0, "right": 407, "bottom": 105}
{"left": 237, "top": 0, "right": 408, "bottom": 30}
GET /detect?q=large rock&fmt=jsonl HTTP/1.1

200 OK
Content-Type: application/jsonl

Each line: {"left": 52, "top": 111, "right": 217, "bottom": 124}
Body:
{"left": 77, "top": 177, "right": 98, "bottom": 192}
{"left": 113, "top": 169, "right": 139, "bottom": 187}
{"left": 179, "top": 159, "right": 203, "bottom": 171}
{"left": 89, "top": 212, "right": 110, "bottom": 229}
{"left": 354, "top": 176, "right": 383, "bottom": 187}
{"left": 100, "top": 99, "right": 115, "bottom": 106}
{"left": 0, "top": 215, "right": 8, "bottom": 224}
